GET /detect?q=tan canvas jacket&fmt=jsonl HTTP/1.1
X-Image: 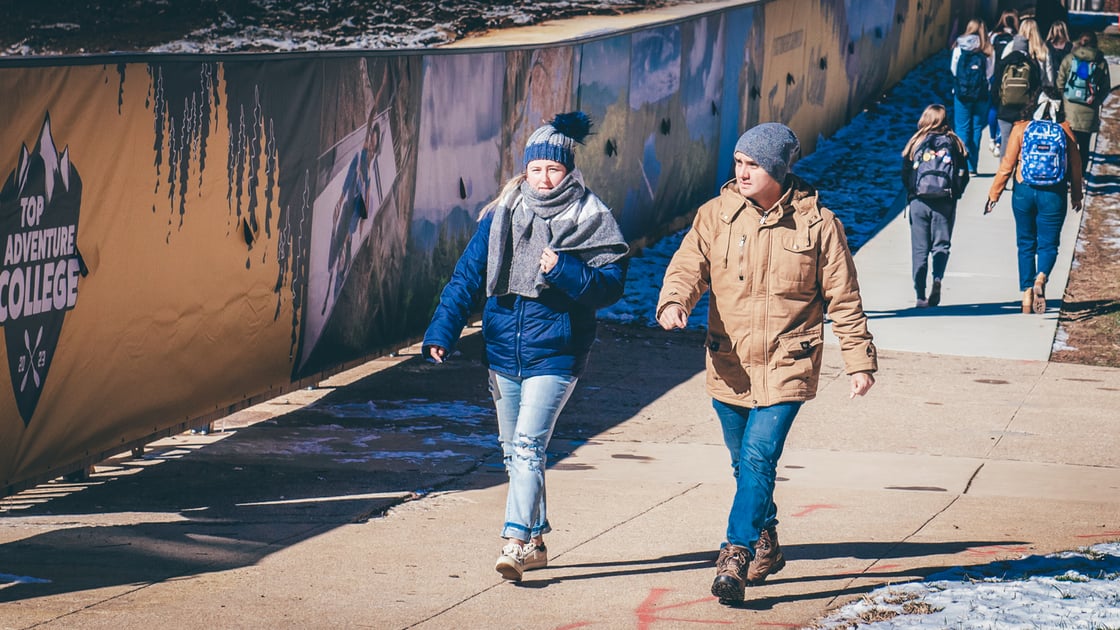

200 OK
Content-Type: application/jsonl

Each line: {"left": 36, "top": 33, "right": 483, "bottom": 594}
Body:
{"left": 657, "top": 175, "right": 877, "bottom": 407}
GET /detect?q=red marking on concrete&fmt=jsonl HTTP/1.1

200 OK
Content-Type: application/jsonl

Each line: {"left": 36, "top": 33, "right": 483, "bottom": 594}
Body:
{"left": 1075, "top": 531, "right": 1120, "bottom": 539}
{"left": 790, "top": 504, "right": 837, "bottom": 517}
{"left": 635, "top": 588, "right": 733, "bottom": 629}
{"left": 965, "top": 545, "right": 1030, "bottom": 556}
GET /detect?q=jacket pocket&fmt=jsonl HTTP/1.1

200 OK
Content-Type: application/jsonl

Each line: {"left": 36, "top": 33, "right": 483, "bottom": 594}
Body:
{"left": 706, "top": 333, "right": 750, "bottom": 395}
{"left": 775, "top": 234, "right": 816, "bottom": 291}
{"left": 775, "top": 329, "right": 823, "bottom": 384}
{"left": 777, "top": 330, "right": 822, "bottom": 360}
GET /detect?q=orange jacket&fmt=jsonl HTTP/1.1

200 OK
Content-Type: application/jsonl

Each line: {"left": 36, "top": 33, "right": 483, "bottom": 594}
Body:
{"left": 988, "top": 120, "right": 1084, "bottom": 208}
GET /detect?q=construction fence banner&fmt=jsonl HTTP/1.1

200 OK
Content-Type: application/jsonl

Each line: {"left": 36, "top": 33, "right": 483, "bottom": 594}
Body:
{"left": 0, "top": 0, "right": 991, "bottom": 493}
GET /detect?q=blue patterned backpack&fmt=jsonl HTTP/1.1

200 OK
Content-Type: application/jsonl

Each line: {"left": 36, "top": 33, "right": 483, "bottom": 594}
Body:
{"left": 1019, "top": 102, "right": 1067, "bottom": 187}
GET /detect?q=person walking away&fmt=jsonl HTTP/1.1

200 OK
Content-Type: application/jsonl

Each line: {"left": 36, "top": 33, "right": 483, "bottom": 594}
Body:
{"left": 1019, "top": 18, "right": 1054, "bottom": 88}
{"left": 1045, "top": 19, "right": 1073, "bottom": 86}
{"left": 1057, "top": 30, "right": 1112, "bottom": 175}
{"left": 952, "top": 19, "right": 995, "bottom": 174}
{"left": 986, "top": 88, "right": 1083, "bottom": 314}
{"left": 422, "top": 112, "right": 629, "bottom": 581}
{"left": 901, "top": 104, "right": 970, "bottom": 308}
{"left": 656, "top": 123, "right": 877, "bottom": 605}
{"left": 993, "top": 34, "right": 1043, "bottom": 164}
{"left": 988, "top": 9, "right": 1020, "bottom": 156}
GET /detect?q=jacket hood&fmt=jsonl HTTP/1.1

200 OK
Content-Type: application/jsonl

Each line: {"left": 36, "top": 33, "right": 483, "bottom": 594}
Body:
{"left": 957, "top": 34, "right": 981, "bottom": 51}
{"left": 718, "top": 174, "right": 821, "bottom": 224}
{"left": 1073, "top": 44, "right": 1102, "bottom": 61}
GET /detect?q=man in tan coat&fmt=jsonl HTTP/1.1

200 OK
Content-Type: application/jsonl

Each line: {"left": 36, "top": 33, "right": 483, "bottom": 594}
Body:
{"left": 657, "top": 122, "right": 877, "bottom": 604}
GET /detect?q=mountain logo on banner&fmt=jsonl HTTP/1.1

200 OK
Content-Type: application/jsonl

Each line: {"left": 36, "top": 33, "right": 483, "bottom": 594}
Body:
{"left": 0, "top": 113, "right": 83, "bottom": 427}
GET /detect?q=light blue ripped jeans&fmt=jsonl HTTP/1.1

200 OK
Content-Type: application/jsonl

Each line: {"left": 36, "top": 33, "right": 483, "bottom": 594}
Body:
{"left": 489, "top": 370, "right": 578, "bottom": 541}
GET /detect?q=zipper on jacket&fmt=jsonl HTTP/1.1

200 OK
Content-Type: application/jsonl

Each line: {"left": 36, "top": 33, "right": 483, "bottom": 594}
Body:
{"left": 515, "top": 299, "right": 524, "bottom": 377}
{"left": 737, "top": 234, "right": 746, "bottom": 281}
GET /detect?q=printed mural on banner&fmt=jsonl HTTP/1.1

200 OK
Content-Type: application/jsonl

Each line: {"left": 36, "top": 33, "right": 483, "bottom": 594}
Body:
{"left": 0, "top": 114, "right": 82, "bottom": 426}
{"left": 301, "top": 105, "right": 400, "bottom": 369}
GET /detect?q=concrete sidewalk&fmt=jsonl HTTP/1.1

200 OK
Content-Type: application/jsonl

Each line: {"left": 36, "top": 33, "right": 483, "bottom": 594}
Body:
{"left": 4, "top": 34, "right": 1120, "bottom": 630}
{"left": 2, "top": 136, "right": 1118, "bottom": 630}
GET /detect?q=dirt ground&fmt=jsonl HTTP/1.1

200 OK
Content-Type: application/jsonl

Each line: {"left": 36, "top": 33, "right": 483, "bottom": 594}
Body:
{"left": 1051, "top": 187, "right": 1120, "bottom": 368}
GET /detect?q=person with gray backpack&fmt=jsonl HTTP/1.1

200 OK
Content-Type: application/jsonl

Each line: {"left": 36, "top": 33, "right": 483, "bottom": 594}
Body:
{"left": 901, "top": 104, "right": 970, "bottom": 308}
{"left": 985, "top": 88, "right": 1083, "bottom": 314}
{"left": 1057, "top": 30, "right": 1112, "bottom": 175}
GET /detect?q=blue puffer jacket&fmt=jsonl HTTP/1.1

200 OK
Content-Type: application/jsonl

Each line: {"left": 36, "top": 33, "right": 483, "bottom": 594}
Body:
{"left": 423, "top": 212, "right": 626, "bottom": 378}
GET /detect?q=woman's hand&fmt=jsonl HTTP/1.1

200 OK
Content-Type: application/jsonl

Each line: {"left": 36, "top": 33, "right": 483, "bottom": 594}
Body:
{"left": 426, "top": 345, "right": 447, "bottom": 364}
{"left": 540, "top": 248, "right": 559, "bottom": 274}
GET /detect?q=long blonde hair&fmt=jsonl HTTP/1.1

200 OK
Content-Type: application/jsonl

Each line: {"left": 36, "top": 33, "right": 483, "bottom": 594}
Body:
{"left": 1047, "top": 20, "right": 1070, "bottom": 49}
{"left": 960, "top": 18, "right": 994, "bottom": 56}
{"left": 902, "top": 104, "right": 966, "bottom": 158}
{"left": 1018, "top": 19, "right": 1049, "bottom": 66}
{"left": 479, "top": 174, "right": 527, "bottom": 219}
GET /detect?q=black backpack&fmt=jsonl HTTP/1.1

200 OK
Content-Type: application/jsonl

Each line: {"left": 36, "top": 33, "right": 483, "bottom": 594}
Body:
{"left": 911, "top": 134, "right": 964, "bottom": 199}
{"left": 992, "top": 31, "right": 1014, "bottom": 59}
{"left": 955, "top": 50, "right": 988, "bottom": 103}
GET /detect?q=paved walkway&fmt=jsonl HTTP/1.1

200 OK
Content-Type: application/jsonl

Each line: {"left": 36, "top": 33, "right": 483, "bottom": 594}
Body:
{"left": 3, "top": 14, "right": 1119, "bottom": 630}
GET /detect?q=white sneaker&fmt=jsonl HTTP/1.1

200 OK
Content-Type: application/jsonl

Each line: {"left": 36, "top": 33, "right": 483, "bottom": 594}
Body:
{"left": 522, "top": 543, "right": 548, "bottom": 571}
{"left": 495, "top": 542, "right": 526, "bottom": 581}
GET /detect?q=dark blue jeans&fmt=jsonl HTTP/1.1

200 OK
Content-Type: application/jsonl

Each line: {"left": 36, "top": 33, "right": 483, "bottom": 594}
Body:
{"left": 953, "top": 96, "right": 987, "bottom": 172}
{"left": 1011, "top": 183, "right": 1068, "bottom": 291}
{"left": 712, "top": 399, "right": 803, "bottom": 550}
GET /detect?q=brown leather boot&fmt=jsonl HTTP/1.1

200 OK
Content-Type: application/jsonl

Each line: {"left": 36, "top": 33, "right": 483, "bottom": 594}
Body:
{"left": 746, "top": 526, "right": 786, "bottom": 585}
{"left": 711, "top": 544, "right": 750, "bottom": 603}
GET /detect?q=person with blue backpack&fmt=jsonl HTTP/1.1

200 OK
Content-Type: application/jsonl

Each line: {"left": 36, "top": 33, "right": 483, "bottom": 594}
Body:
{"left": 951, "top": 19, "right": 995, "bottom": 174}
{"left": 423, "top": 112, "right": 629, "bottom": 581}
{"left": 901, "top": 104, "right": 970, "bottom": 308}
{"left": 1057, "top": 30, "right": 1112, "bottom": 175}
{"left": 986, "top": 88, "right": 1083, "bottom": 314}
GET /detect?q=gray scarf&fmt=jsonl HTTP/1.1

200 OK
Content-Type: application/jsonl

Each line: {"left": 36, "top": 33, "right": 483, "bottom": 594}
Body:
{"left": 486, "top": 169, "right": 628, "bottom": 298}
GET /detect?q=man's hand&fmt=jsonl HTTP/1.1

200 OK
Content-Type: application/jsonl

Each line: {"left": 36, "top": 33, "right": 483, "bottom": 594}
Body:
{"left": 1073, "top": 202, "right": 1083, "bottom": 213}
{"left": 984, "top": 199, "right": 997, "bottom": 215}
{"left": 657, "top": 304, "right": 689, "bottom": 330}
{"left": 850, "top": 371, "right": 875, "bottom": 398}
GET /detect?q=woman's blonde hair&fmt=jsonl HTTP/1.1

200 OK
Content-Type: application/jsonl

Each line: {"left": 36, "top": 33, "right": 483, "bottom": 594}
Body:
{"left": 1018, "top": 19, "right": 1049, "bottom": 66}
{"left": 902, "top": 104, "right": 966, "bottom": 158}
{"left": 961, "top": 18, "right": 994, "bottom": 56}
{"left": 1046, "top": 20, "right": 1070, "bottom": 49}
{"left": 479, "top": 174, "right": 527, "bottom": 220}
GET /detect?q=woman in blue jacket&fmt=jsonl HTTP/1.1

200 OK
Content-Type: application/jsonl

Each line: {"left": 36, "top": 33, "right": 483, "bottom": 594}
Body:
{"left": 423, "top": 112, "right": 628, "bottom": 582}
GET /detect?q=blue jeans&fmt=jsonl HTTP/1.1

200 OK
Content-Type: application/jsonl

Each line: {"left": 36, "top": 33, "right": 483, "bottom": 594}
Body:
{"left": 1011, "top": 183, "right": 1068, "bottom": 291}
{"left": 712, "top": 399, "right": 803, "bottom": 550}
{"left": 909, "top": 198, "right": 957, "bottom": 298}
{"left": 489, "top": 371, "right": 578, "bottom": 541}
{"left": 953, "top": 96, "right": 987, "bottom": 172}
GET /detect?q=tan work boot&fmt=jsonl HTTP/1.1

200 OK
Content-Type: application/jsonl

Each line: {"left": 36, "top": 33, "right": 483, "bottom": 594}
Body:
{"left": 746, "top": 526, "right": 786, "bottom": 585}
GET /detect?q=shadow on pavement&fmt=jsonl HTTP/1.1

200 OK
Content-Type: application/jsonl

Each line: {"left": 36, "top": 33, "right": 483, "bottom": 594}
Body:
{"left": 0, "top": 323, "right": 706, "bottom": 602}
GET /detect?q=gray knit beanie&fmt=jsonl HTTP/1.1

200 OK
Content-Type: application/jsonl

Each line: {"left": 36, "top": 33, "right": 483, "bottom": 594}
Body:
{"left": 523, "top": 112, "right": 592, "bottom": 170}
{"left": 733, "top": 122, "right": 801, "bottom": 184}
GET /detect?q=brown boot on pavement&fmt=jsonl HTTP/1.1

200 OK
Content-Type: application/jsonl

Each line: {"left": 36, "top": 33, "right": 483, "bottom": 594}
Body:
{"left": 711, "top": 544, "right": 750, "bottom": 603}
{"left": 746, "top": 526, "right": 786, "bottom": 585}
